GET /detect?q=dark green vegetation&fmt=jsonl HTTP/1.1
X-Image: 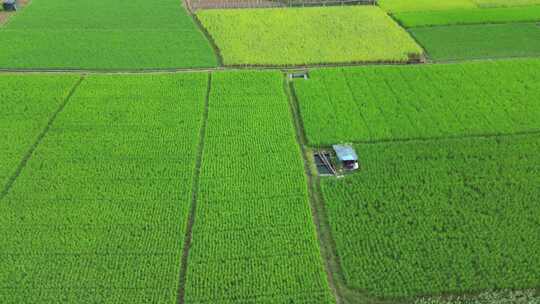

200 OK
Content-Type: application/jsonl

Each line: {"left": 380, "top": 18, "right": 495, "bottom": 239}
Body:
{"left": 394, "top": 6, "right": 540, "bottom": 27}
{"left": 293, "top": 59, "right": 540, "bottom": 145}
{"left": 0, "top": 73, "right": 208, "bottom": 302}
{"left": 321, "top": 134, "right": 540, "bottom": 297}
{"left": 185, "top": 71, "right": 334, "bottom": 303}
{"left": 0, "top": 0, "right": 217, "bottom": 69}
{"left": 410, "top": 23, "right": 540, "bottom": 61}
{"left": 0, "top": 75, "right": 78, "bottom": 188}
{"left": 294, "top": 59, "right": 540, "bottom": 300}
{"left": 2, "top": 0, "right": 540, "bottom": 302}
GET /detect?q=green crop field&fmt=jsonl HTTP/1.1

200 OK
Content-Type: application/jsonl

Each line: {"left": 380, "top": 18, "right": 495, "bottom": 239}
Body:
{"left": 293, "top": 59, "right": 540, "bottom": 146}
{"left": 2, "top": 0, "right": 540, "bottom": 302}
{"left": 394, "top": 6, "right": 540, "bottom": 27}
{"left": 0, "top": 0, "right": 217, "bottom": 69}
{"left": 379, "top": 0, "right": 540, "bottom": 12}
{"left": 378, "top": 0, "right": 477, "bottom": 13}
{"left": 0, "top": 73, "right": 208, "bottom": 302}
{"left": 197, "top": 6, "right": 423, "bottom": 66}
{"left": 185, "top": 71, "right": 334, "bottom": 303}
{"left": 321, "top": 135, "right": 540, "bottom": 297}
{"left": 0, "top": 75, "right": 78, "bottom": 188}
{"left": 410, "top": 23, "right": 540, "bottom": 61}
{"left": 473, "top": 0, "right": 540, "bottom": 7}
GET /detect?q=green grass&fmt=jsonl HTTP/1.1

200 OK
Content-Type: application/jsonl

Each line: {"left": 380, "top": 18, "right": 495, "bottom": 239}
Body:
{"left": 185, "top": 71, "right": 335, "bottom": 303}
{"left": 0, "top": 73, "right": 208, "bottom": 303}
{"left": 473, "top": 0, "right": 540, "bottom": 7}
{"left": 321, "top": 134, "right": 540, "bottom": 297}
{"left": 197, "top": 6, "right": 423, "bottom": 66}
{"left": 410, "top": 23, "right": 540, "bottom": 61}
{"left": 293, "top": 59, "right": 540, "bottom": 145}
{"left": 394, "top": 6, "right": 540, "bottom": 27}
{"left": 0, "top": 75, "right": 78, "bottom": 188}
{"left": 0, "top": 0, "right": 217, "bottom": 69}
{"left": 378, "top": 0, "right": 477, "bottom": 13}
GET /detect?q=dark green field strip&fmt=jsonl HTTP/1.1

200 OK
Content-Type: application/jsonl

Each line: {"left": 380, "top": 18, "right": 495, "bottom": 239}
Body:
{"left": 0, "top": 74, "right": 208, "bottom": 303}
{"left": 184, "top": 71, "right": 335, "bottom": 303}
{"left": 0, "top": 30, "right": 217, "bottom": 70}
{"left": 410, "top": 23, "right": 540, "bottom": 61}
{"left": 394, "top": 6, "right": 540, "bottom": 27}
{"left": 293, "top": 59, "right": 540, "bottom": 145}
{"left": 0, "top": 75, "right": 79, "bottom": 192}
{"left": 0, "top": 0, "right": 217, "bottom": 69}
{"left": 321, "top": 134, "right": 540, "bottom": 297}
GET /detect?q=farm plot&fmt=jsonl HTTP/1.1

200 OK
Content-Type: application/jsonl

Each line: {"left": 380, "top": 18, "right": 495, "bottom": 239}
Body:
{"left": 410, "top": 22, "right": 540, "bottom": 61}
{"left": 378, "top": 0, "right": 477, "bottom": 13}
{"left": 293, "top": 59, "right": 540, "bottom": 145}
{"left": 394, "top": 6, "right": 540, "bottom": 27}
{"left": 197, "top": 6, "right": 423, "bottom": 66}
{"left": 0, "top": 75, "right": 78, "bottom": 190}
{"left": 0, "top": 73, "right": 208, "bottom": 303}
{"left": 320, "top": 134, "right": 540, "bottom": 297}
{"left": 473, "top": 0, "right": 540, "bottom": 7}
{"left": 0, "top": 0, "right": 217, "bottom": 69}
{"left": 185, "top": 71, "right": 335, "bottom": 303}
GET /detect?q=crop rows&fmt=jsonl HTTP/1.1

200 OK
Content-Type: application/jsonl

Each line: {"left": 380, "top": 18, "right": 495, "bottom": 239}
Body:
{"left": 0, "top": 73, "right": 208, "bottom": 303}
{"left": 321, "top": 134, "right": 540, "bottom": 297}
{"left": 394, "top": 6, "right": 540, "bottom": 27}
{"left": 293, "top": 59, "right": 540, "bottom": 145}
{"left": 185, "top": 71, "right": 334, "bottom": 303}
{"left": 378, "top": 0, "right": 478, "bottom": 13}
{"left": 410, "top": 22, "right": 540, "bottom": 61}
{"left": 197, "top": 6, "right": 423, "bottom": 66}
{"left": 379, "top": 0, "right": 540, "bottom": 13}
{"left": 474, "top": 0, "right": 540, "bottom": 8}
{"left": 0, "top": 75, "right": 78, "bottom": 190}
{"left": 0, "top": 0, "right": 217, "bottom": 69}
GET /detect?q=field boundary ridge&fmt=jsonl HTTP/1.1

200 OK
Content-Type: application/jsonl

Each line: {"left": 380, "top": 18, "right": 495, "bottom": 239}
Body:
{"left": 177, "top": 72, "right": 212, "bottom": 304}
{"left": 0, "top": 75, "right": 85, "bottom": 200}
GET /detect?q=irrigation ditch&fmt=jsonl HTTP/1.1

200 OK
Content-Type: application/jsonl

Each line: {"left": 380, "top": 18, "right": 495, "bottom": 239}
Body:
{"left": 284, "top": 74, "right": 418, "bottom": 304}
{"left": 177, "top": 72, "right": 212, "bottom": 304}
{"left": 282, "top": 73, "right": 540, "bottom": 304}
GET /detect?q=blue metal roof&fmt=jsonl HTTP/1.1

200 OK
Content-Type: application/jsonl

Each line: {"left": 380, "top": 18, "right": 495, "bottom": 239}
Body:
{"left": 332, "top": 144, "right": 358, "bottom": 161}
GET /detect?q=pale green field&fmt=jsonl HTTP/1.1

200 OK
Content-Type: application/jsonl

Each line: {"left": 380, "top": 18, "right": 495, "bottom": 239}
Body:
{"left": 378, "top": 0, "right": 477, "bottom": 13}
{"left": 473, "top": 0, "right": 540, "bottom": 7}
{"left": 197, "top": 6, "right": 423, "bottom": 66}
{"left": 379, "top": 0, "right": 540, "bottom": 12}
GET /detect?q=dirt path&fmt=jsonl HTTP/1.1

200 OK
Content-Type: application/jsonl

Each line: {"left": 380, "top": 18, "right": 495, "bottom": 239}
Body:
{"left": 176, "top": 72, "right": 212, "bottom": 304}
{"left": 284, "top": 76, "right": 416, "bottom": 304}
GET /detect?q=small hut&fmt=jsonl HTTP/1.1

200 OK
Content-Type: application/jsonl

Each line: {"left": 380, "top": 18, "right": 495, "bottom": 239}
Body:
{"left": 332, "top": 144, "right": 358, "bottom": 171}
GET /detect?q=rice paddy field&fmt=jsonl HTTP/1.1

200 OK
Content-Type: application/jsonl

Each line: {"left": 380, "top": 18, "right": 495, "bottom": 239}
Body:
{"left": 0, "top": 0, "right": 217, "bottom": 69}
{"left": 1, "top": 0, "right": 540, "bottom": 303}
{"left": 293, "top": 59, "right": 540, "bottom": 145}
{"left": 384, "top": 0, "right": 540, "bottom": 61}
{"left": 197, "top": 6, "right": 423, "bottom": 66}
{"left": 321, "top": 135, "right": 540, "bottom": 297}
{"left": 394, "top": 6, "right": 540, "bottom": 27}
{"left": 410, "top": 23, "right": 540, "bottom": 61}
